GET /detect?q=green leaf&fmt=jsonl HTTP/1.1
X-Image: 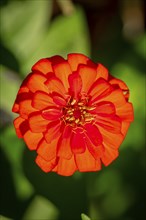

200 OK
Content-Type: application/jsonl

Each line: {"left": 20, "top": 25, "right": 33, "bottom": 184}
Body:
{"left": 1, "top": 1, "right": 90, "bottom": 75}
{"left": 22, "top": 196, "right": 59, "bottom": 220}
{"left": 0, "top": 125, "right": 34, "bottom": 199}
{"left": 81, "top": 213, "right": 91, "bottom": 220}
{"left": 0, "top": 66, "right": 20, "bottom": 115}
{"left": 0, "top": 42, "right": 20, "bottom": 72}
{"left": 22, "top": 6, "right": 90, "bottom": 75}
{"left": 1, "top": 0, "right": 52, "bottom": 73}
{"left": 134, "top": 33, "right": 146, "bottom": 59}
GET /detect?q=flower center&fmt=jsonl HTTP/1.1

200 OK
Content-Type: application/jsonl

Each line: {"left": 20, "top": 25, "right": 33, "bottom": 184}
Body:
{"left": 62, "top": 98, "right": 95, "bottom": 126}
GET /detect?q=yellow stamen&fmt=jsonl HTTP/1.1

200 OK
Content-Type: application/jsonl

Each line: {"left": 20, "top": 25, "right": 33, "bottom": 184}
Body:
{"left": 87, "top": 106, "right": 96, "bottom": 111}
{"left": 70, "top": 99, "right": 76, "bottom": 105}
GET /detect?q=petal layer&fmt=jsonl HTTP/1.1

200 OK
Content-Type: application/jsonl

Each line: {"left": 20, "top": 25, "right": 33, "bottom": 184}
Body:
{"left": 13, "top": 117, "right": 25, "bottom": 138}
{"left": 109, "top": 77, "right": 129, "bottom": 100}
{"left": 71, "top": 128, "right": 86, "bottom": 154}
{"left": 29, "top": 112, "right": 49, "bottom": 133}
{"left": 23, "top": 130, "right": 43, "bottom": 150}
{"left": 78, "top": 65, "right": 97, "bottom": 93}
{"left": 57, "top": 125, "right": 72, "bottom": 159}
{"left": 96, "top": 116, "right": 121, "bottom": 134}
{"left": 45, "top": 120, "right": 61, "bottom": 143}
{"left": 67, "top": 53, "right": 90, "bottom": 71}
{"left": 121, "top": 121, "right": 130, "bottom": 136}
{"left": 56, "top": 156, "right": 77, "bottom": 176}
{"left": 27, "top": 73, "right": 48, "bottom": 93}
{"left": 85, "top": 135, "right": 104, "bottom": 159}
{"left": 53, "top": 61, "right": 71, "bottom": 90}
{"left": 36, "top": 155, "right": 57, "bottom": 172}
{"left": 45, "top": 76, "right": 66, "bottom": 97}
{"left": 75, "top": 148, "right": 101, "bottom": 172}
{"left": 88, "top": 79, "right": 111, "bottom": 104}
{"left": 32, "top": 58, "right": 53, "bottom": 74}
{"left": 84, "top": 123, "right": 103, "bottom": 146}
{"left": 96, "top": 63, "right": 108, "bottom": 80}
{"left": 98, "top": 126, "right": 124, "bottom": 150}
{"left": 32, "top": 91, "right": 55, "bottom": 110}
{"left": 89, "top": 101, "right": 115, "bottom": 116}
{"left": 19, "top": 99, "right": 37, "bottom": 119}
{"left": 101, "top": 145, "right": 119, "bottom": 166}
{"left": 12, "top": 90, "right": 31, "bottom": 113}
{"left": 68, "top": 72, "right": 82, "bottom": 99}
{"left": 98, "top": 89, "right": 126, "bottom": 108}
{"left": 42, "top": 108, "right": 62, "bottom": 120}
{"left": 116, "top": 102, "right": 134, "bottom": 122}
{"left": 37, "top": 138, "right": 58, "bottom": 161}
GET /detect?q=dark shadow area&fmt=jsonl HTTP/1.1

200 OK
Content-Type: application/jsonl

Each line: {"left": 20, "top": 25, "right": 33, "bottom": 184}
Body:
{"left": 23, "top": 148, "right": 88, "bottom": 220}
{"left": 0, "top": 147, "right": 18, "bottom": 218}
{"left": 116, "top": 148, "right": 146, "bottom": 220}
{"left": 0, "top": 0, "right": 9, "bottom": 7}
{"left": 0, "top": 40, "right": 20, "bottom": 73}
{"left": 0, "top": 147, "right": 32, "bottom": 220}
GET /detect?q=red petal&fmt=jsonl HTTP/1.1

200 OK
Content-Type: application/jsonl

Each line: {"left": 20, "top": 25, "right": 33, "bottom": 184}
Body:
{"left": 12, "top": 91, "right": 32, "bottom": 113}
{"left": 85, "top": 135, "right": 104, "bottom": 159}
{"left": 121, "top": 121, "right": 130, "bottom": 139}
{"left": 101, "top": 145, "right": 119, "bottom": 166}
{"left": 23, "top": 130, "right": 43, "bottom": 150}
{"left": 45, "top": 76, "right": 66, "bottom": 97}
{"left": 98, "top": 126, "right": 124, "bottom": 150}
{"left": 57, "top": 125, "right": 72, "bottom": 159}
{"left": 57, "top": 156, "right": 77, "bottom": 176}
{"left": 53, "top": 61, "right": 72, "bottom": 90}
{"left": 18, "top": 86, "right": 29, "bottom": 93}
{"left": 96, "top": 63, "right": 108, "bottom": 80}
{"left": 16, "top": 91, "right": 32, "bottom": 102}
{"left": 13, "top": 117, "right": 25, "bottom": 138}
{"left": 96, "top": 115, "right": 121, "bottom": 134}
{"left": 89, "top": 101, "right": 115, "bottom": 116}
{"left": 70, "top": 128, "right": 86, "bottom": 154}
{"left": 12, "top": 103, "right": 19, "bottom": 113}
{"left": 36, "top": 155, "right": 57, "bottom": 172}
{"left": 27, "top": 73, "right": 48, "bottom": 93}
{"left": 32, "top": 91, "right": 55, "bottom": 110}
{"left": 49, "top": 55, "right": 65, "bottom": 65}
{"left": 78, "top": 65, "right": 97, "bottom": 93}
{"left": 29, "top": 112, "right": 49, "bottom": 133}
{"left": 116, "top": 102, "right": 134, "bottom": 122}
{"left": 37, "top": 137, "right": 59, "bottom": 161}
{"left": 109, "top": 77, "right": 129, "bottom": 100}
{"left": 121, "top": 121, "right": 130, "bottom": 136}
{"left": 84, "top": 123, "right": 103, "bottom": 146}
{"left": 52, "top": 94, "right": 66, "bottom": 106}
{"left": 67, "top": 53, "right": 90, "bottom": 71}
{"left": 75, "top": 148, "right": 101, "bottom": 172}
{"left": 45, "top": 120, "right": 61, "bottom": 143}
{"left": 98, "top": 89, "right": 126, "bottom": 108}
{"left": 19, "top": 120, "right": 29, "bottom": 136}
{"left": 31, "top": 58, "right": 53, "bottom": 74}
{"left": 68, "top": 72, "right": 82, "bottom": 99}
{"left": 88, "top": 78, "right": 112, "bottom": 104}
{"left": 19, "top": 99, "right": 37, "bottom": 119}
{"left": 42, "top": 108, "right": 62, "bottom": 120}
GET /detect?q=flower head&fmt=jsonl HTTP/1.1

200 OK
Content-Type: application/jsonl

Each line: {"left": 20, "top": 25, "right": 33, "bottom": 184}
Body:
{"left": 12, "top": 53, "right": 134, "bottom": 176}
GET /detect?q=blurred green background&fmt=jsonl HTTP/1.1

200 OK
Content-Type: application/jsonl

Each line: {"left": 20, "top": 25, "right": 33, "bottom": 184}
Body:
{"left": 0, "top": 0, "right": 145, "bottom": 220}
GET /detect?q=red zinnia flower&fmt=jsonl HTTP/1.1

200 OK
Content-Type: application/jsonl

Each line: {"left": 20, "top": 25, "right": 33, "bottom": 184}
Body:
{"left": 12, "top": 53, "right": 134, "bottom": 176}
